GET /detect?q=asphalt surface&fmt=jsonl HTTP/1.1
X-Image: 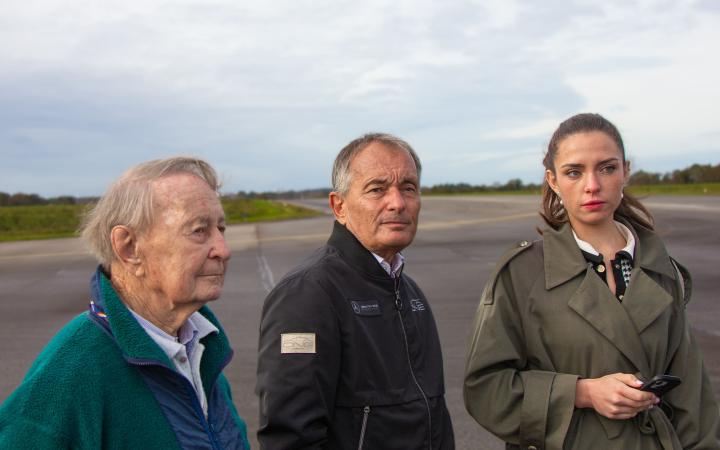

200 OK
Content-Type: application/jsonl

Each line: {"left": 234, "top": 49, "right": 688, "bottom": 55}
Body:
{"left": 1, "top": 195, "right": 718, "bottom": 449}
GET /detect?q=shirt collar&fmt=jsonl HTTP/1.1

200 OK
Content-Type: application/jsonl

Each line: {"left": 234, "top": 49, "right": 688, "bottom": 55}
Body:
{"left": 129, "top": 309, "right": 218, "bottom": 360}
{"left": 371, "top": 252, "right": 405, "bottom": 277}
{"left": 572, "top": 220, "right": 635, "bottom": 260}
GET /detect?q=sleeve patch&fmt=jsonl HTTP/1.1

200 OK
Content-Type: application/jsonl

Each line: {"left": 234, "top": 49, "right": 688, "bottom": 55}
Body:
{"left": 281, "top": 333, "right": 316, "bottom": 354}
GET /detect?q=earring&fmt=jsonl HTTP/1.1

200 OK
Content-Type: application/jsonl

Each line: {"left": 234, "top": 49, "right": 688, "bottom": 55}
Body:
{"left": 621, "top": 191, "right": 624, "bottom": 200}
{"left": 554, "top": 190, "right": 563, "bottom": 206}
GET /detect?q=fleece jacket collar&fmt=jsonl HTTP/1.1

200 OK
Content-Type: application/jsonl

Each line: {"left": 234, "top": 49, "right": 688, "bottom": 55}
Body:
{"left": 88, "top": 267, "right": 233, "bottom": 393}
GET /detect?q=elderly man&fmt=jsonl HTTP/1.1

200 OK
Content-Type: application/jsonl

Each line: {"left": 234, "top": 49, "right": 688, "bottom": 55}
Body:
{"left": 256, "top": 133, "right": 455, "bottom": 449}
{"left": 0, "top": 157, "right": 249, "bottom": 449}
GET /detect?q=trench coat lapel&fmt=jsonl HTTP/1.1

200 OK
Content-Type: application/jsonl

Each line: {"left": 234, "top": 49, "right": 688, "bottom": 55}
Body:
{"left": 567, "top": 270, "right": 652, "bottom": 376}
{"left": 622, "top": 269, "right": 674, "bottom": 333}
{"left": 621, "top": 220, "right": 677, "bottom": 334}
{"left": 544, "top": 224, "right": 652, "bottom": 376}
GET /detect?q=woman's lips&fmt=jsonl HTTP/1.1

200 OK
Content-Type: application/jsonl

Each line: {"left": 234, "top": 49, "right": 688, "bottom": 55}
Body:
{"left": 582, "top": 200, "right": 605, "bottom": 211}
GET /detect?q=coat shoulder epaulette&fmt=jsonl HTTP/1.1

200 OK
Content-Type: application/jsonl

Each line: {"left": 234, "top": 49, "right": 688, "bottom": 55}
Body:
{"left": 481, "top": 239, "right": 536, "bottom": 305}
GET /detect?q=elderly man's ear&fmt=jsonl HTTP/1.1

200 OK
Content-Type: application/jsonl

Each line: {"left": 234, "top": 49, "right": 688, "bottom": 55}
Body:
{"left": 110, "top": 226, "right": 144, "bottom": 277}
{"left": 329, "top": 192, "right": 347, "bottom": 224}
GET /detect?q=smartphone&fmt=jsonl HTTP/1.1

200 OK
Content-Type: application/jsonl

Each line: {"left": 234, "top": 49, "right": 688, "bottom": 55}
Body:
{"left": 640, "top": 374, "right": 682, "bottom": 396}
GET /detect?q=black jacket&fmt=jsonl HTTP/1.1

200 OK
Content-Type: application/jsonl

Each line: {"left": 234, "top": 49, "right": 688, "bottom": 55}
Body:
{"left": 256, "top": 221, "right": 454, "bottom": 449}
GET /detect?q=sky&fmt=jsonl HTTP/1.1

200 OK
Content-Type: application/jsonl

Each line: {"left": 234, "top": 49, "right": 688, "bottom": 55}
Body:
{"left": 1, "top": 0, "right": 719, "bottom": 197}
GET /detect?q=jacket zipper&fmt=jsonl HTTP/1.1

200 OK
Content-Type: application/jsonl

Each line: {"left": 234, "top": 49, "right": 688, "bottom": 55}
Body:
{"left": 357, "top": 406, "right": 371, "bottom": 450}
{"left": 394, "top": 274, "right": 433, "bottom": 450}
{"left": 128, "top": 360, "right": 223, "bottom": 449}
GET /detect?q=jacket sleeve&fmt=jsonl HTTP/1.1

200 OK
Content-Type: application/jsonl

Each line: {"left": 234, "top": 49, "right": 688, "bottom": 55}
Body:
{"left": 0, "top": 415, "right": 71, "bottom": 450}
{"left": 463, "top": 260, "right": 578, "bottom": 450}
{"left": 663, "top": 263, "right": 720, "bottom": 449}
{"left": 256, "top": 274, "right": 342, "bottom": 450}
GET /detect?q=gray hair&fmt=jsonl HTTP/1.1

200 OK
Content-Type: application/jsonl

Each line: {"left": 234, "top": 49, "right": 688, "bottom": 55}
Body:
{"left": 331, "top": 133, "right": 422, "bottom": 195}
{"left": 80, "top": 156, "right": 220, "bottom": 269}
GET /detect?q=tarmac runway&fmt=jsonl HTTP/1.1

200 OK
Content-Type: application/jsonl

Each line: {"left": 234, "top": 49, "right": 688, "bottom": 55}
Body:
{"left": 1, "top": 195, "right": 718, "bottom": 449}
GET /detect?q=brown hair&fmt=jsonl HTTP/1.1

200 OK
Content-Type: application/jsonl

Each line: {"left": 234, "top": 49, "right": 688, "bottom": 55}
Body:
{"left": 540, "top": 113, "right": 654, "bottom": 231}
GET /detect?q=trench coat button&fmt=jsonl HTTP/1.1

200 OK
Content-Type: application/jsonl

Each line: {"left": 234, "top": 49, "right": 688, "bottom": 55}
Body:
{"left": 519, "top": 240, "right": 529, "bottom": 247}
{"left": 596, "top": 264, "right": 606, "bottom": 273}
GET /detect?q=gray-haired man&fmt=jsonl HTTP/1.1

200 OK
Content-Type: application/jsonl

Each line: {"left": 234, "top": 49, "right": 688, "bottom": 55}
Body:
{"left": 0, "top": 157, "right": 249, "bottom": 449}
{"left": 256, "top": 133, "right": 455, "bottom": 449}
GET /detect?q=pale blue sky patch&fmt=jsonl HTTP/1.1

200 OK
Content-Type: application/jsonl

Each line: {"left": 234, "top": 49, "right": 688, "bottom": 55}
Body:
{"left": 1, "top": 0, "right": 718, "bottom": 196}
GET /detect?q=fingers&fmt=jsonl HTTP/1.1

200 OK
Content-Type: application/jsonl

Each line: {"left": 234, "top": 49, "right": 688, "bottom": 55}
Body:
{"left": 589, "top": 373, "right": 659, "bottom": 420}
{"left": 610, "top": 373, "right": 658, "bottom": 402}
{"left": 611, "top": 372, "right": 643, "bottom": 388}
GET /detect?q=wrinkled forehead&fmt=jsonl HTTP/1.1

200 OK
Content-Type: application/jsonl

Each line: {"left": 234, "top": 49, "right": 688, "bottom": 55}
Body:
{"left": 151, "top": 173, "right": 222, "bottom": 222}
{"left": 349, "top": 143, "right": 419, "bottom": 180}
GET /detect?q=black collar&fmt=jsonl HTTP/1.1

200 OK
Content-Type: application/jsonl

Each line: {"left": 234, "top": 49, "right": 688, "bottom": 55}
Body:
{"left": 327, "top": 221, "right": 395, "bottom": 281}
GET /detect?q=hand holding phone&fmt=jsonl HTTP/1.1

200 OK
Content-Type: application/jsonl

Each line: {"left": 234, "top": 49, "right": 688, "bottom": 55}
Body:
{"left": 640, "top": 375, "right": 681, "bottom": 396}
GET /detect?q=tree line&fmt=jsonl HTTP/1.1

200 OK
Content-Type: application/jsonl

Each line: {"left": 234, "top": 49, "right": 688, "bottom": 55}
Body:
{"left": 2, "top": 163, "right": 718, "bottom": 206}
{"left": 629, "top": 163, "right": 720, "bottom": 185}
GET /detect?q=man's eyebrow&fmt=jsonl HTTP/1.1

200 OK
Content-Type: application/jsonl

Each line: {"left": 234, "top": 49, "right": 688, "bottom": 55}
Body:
{"left": 401, "top": 176, "right": 419, "bottom": 185}
{"left": 184, "top": 216, "right": 209, "bottom": 227}
{"left": 362, "top": 176, "right": 390, "bottom": 188}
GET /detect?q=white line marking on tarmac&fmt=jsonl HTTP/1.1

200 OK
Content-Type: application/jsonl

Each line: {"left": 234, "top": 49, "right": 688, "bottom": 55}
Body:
{"left": 256, "top": 253, "right": 276, "bottom": 293}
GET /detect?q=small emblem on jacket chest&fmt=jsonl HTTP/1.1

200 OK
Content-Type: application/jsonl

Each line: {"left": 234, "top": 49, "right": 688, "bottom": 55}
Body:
{"left": 410, "top": 299, "right": 425, "bottom": 312}
{"left": 350, "top": 300, "right": 381, "bottom": 316}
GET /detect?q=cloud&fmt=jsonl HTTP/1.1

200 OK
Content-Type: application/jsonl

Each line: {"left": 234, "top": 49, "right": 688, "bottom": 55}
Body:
{"left": 0, "top": 0, "right": 718, "bottom": 196}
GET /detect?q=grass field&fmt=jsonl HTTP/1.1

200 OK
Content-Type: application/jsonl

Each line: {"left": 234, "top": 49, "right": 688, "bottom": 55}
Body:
{"left": 0, "top": 198, "right": 322, "bottom": 242}
{"left": 626, "top": 183, "right": 720, "bottom": 196}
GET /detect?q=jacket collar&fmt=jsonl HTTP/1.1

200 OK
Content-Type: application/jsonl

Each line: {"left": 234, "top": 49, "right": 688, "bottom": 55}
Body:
{"left": 327, "top": 221, "right": 395, "bottom": 281}
{"left": 543, "top": 219, "right": 676, "bottom": 290}
{"left": 89, "top": 267, "right": 233, "bottom": 386}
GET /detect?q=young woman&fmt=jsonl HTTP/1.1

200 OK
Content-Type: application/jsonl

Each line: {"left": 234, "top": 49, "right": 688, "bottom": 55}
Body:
{"left": 463, "top": 113, "right": 719, "bottom": 449}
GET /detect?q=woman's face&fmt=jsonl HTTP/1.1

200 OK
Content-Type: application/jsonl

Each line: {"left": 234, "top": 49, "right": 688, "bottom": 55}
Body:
{"left": 546, "top": 131, "right": 629, "bottom": 230}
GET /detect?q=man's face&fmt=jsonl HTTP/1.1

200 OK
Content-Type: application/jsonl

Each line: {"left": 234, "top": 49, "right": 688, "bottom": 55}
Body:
{"left": 330, "top": 142, "right": 421, "bottom": 261}
{"left": 136, "top": 173, "right": 230, "bottom": 309}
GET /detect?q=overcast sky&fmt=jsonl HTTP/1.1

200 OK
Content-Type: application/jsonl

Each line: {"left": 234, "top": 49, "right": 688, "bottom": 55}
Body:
{"left": 1, "top": 0, "right": 719, "bottom": 196}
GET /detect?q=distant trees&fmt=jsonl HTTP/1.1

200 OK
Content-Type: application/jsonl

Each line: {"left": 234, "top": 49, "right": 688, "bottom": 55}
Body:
{"left": 422, "top": 179, "right": 541, "bottom": 194}
{"left": 2, "top": 163, "right": 718, "bottom": 205}
{"left": 0, "top": 192, "right": 81, "bottom": 207}
{"left": 232, "top": 188, "right": 331, "bottom": 200}
{"left": 630, "top": 163, "right": 720, "bottom": 185}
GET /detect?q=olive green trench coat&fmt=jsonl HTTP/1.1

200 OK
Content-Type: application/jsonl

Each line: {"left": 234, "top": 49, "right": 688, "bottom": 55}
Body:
{"left": 464, "top": 221, "right": 720, "bottom": 450}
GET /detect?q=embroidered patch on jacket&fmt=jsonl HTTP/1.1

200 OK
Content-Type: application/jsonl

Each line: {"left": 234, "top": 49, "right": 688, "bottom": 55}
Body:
{"left": 281, "top": 333, "right": 316, "bottom": 354}
{"left": 350, "top": 300, "right": 381, "bottom": 316}
{"left": 410, "top": 298, "right": 426, "bottom": 312}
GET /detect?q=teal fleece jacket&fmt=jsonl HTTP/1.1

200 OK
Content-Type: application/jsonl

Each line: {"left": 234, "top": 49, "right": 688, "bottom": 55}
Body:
{"left": 0, "top": 268, "right": 249, "bottom": 449}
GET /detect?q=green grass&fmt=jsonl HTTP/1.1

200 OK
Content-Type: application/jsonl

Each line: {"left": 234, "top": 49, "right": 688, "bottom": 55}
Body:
{"left": 0, "top": 204, "right": 86, "bottom": 242}
{"left": 626, "top": 183, "right": 720, "bottom": 196}
{"left": 222, "top": 198, "right": 322, "bottom": 223}
{"left": 0, "top": 199, "right": 321, "bottom": 242}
